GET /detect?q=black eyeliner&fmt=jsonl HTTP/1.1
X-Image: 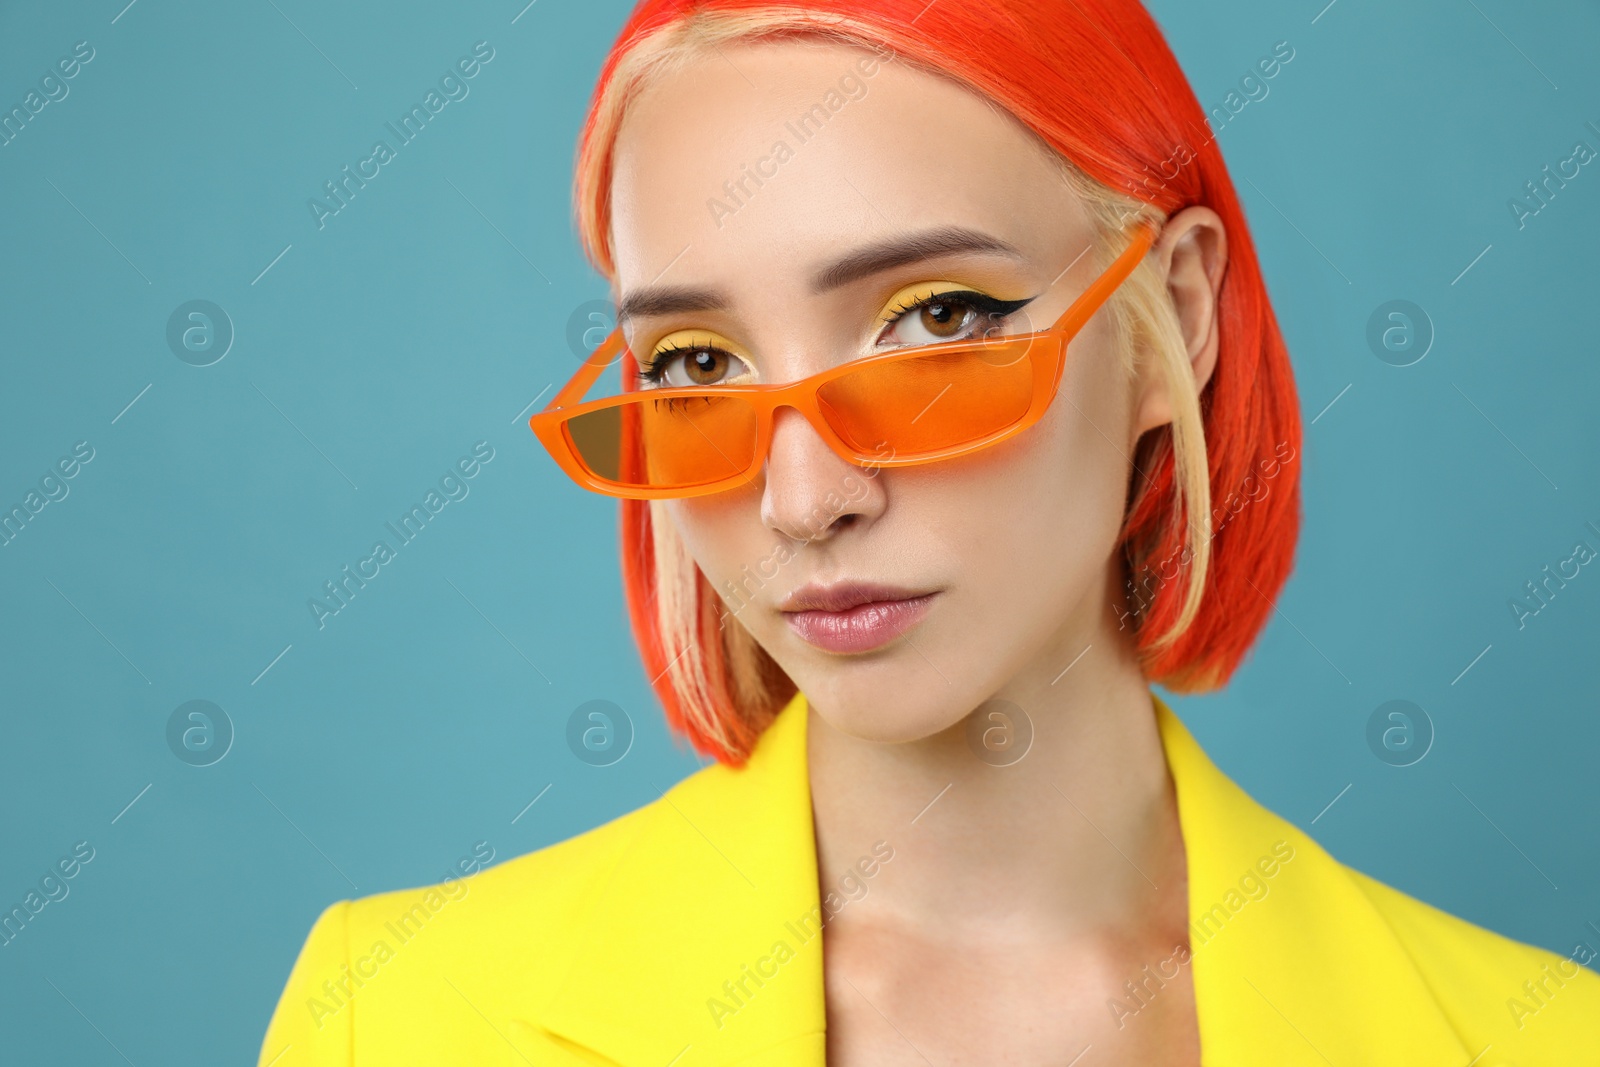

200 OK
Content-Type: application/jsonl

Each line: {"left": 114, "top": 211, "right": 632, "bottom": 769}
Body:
{"left": 885, "top": 289, "right": 1036, "bottom": 320}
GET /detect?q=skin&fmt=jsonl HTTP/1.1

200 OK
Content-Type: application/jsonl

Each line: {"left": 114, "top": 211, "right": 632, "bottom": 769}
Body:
{"left": 609, "top": 37, "right": 1226, "bottom": 1065}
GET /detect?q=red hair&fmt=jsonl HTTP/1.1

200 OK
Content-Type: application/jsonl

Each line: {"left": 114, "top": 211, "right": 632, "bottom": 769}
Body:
{"left": 573, "top": 0, "right": 1302, "bottom": 765}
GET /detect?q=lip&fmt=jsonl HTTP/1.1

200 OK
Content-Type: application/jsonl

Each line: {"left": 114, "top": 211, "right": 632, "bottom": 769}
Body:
{"left": 780, "top": 582, "right": 939, "bottom": 654}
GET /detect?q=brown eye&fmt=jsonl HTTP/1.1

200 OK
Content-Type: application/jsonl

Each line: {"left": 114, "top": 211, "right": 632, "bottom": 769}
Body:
{"left": 919, "top": 299, "right": 974, "bottom": 339}
{"left": 642, "top": 342, "right": 753, "bottom": 388}
{"left": 876, "top": 289, "right": 1036, "bottom": 350}
{"left": 683, "top": 347, "right": 729, "bottom": 385}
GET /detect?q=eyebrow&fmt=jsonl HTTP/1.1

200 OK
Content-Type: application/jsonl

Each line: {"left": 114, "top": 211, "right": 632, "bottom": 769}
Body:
{"left": 616, "top": 284, "right": 724, "bottom": 324}
{"left": 809, "top": 226, "right": 1025, "bottom": 292}
{"left": 615, "top": 226, "right": 1025, "bottom": 324}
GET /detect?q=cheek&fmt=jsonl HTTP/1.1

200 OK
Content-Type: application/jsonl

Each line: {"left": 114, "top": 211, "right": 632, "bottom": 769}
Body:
{"left": 662, "top": 498, "right": 728, "bottom": 577}
{"left": 935, "top": 333, "right": 1135, "bottom": 619}
{"left": 661, "top": 495, "right": 773, "bottom": 603}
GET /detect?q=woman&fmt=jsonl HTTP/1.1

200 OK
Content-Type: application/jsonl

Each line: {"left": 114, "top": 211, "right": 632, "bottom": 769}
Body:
{"left": 259, "top": 1, "right": 1599, "bottom": 1063}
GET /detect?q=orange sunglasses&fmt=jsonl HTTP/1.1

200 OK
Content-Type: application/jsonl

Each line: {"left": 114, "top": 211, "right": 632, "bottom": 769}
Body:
{"left": 531, "top": 219, "right": 1160, "bottom": 500}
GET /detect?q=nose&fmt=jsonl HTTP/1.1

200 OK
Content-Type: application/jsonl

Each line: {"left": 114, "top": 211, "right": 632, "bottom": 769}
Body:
{"left": 759, "top": 405, "right": 886, "bottom": 543}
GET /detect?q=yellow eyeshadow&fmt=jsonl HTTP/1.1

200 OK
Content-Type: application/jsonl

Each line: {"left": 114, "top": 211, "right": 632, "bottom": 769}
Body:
{"left": 873, "top": 280, "right": 1028, "bottom": 326}
{"left": 875, "top": 281, "right": 969, "bottom": 326}
{"left": 648, "top": 329, "right": 740, "bottom": 359}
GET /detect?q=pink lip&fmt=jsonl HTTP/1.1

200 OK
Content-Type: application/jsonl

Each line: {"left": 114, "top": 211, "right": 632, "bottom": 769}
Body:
{"left": 780, "top": 583, "right": 939, "bottom": 654}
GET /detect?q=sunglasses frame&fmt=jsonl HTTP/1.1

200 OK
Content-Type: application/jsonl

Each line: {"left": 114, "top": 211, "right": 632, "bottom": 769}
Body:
{"left": 531, "top": 218, "right": 1161, "bottom": 500}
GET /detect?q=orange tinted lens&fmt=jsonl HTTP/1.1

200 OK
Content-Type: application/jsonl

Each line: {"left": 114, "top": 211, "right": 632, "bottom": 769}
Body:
{"left": 564, "top": 393, "right": 759, "bottom": 489}
{"left": 816, "top": 335, "right": 1046, "bottom": 455}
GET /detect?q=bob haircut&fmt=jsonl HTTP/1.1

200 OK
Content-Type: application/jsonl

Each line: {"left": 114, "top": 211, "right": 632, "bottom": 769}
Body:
{"left": 572, "top": 0, "right": 1302, "bottom": 766}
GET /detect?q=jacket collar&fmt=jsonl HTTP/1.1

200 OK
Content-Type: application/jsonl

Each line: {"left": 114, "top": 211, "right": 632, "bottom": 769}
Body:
{"left": 532, "top": 690, "right": 1471, "bottom": 1065}
{"left": 533, "top": 694, "right": 825, "bottom": 1066}
{"left": 1155, "top": 694, "right": 1471, "bottom": 1064}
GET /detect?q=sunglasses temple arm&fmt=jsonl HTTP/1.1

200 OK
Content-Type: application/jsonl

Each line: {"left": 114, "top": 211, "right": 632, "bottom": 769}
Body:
{"left": 1051, "top": 220, "right": 1160, "bottom": 334}
{"left": 546, "top": 327, "right": 629, "bottom": 412}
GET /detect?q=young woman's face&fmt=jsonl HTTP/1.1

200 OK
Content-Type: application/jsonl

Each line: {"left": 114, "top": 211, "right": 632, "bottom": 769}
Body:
{"left": 609, "top": 40, "right": 1175, "bottom": 743}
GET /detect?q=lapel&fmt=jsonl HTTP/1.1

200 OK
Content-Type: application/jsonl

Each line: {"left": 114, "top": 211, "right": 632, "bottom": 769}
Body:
{"left": 527, "top": 690, "right": 1472, "bottom": 1065}
{"left": 531, "top": 691, "right": 826, "bottom": 1067}
{"left": 1152, "top": 693, "right": 1471, "bottom": 1064}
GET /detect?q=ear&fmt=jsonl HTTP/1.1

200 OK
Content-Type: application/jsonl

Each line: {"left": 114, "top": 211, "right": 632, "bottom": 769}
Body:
{"left": 1131, "top": 205, "right": 1228, "bottom": 439}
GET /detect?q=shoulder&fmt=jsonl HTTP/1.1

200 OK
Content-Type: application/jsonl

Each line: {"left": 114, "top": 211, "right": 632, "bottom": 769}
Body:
{"left": 1341, "top": 863, "right": 1600, "bottom": 1060}
{"left": 256, "top": 785, "right": 679, "bottom": 1066}
{"left": 344, "top": 793, "right": 656, "bottom": 949}
{"left": 1153, "top": 693, "right": 1600, "bottom": 1062}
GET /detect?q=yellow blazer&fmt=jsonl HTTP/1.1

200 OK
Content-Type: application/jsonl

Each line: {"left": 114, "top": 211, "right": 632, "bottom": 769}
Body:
{"left": 259, "top": 692, "right": 1599, "bottom": 1065}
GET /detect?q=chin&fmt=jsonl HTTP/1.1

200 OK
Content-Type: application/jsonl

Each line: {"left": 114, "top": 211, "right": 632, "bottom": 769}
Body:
{"left": 780, "top": 643, "right": 989, "bottom": 746}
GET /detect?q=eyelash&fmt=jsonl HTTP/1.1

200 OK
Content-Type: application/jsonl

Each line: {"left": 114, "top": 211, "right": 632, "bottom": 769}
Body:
{"left": 635, "top": 340, "right": 716, "bottom": 386}
{"left": 878, "top": 289, "right": 1034, "bottom": 342}
{"left": 633, "top": 289, "right": 1036, "bottom": 386}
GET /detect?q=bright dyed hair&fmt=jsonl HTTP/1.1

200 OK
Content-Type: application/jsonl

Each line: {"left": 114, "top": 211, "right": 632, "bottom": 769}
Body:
{"left": 572, "top": 0, "right": 1302, "bottom": 766}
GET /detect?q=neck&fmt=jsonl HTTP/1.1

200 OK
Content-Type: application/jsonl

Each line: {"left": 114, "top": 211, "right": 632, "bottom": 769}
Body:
{"left": 805, "top": 584, "right": 1188, "bottom": 949}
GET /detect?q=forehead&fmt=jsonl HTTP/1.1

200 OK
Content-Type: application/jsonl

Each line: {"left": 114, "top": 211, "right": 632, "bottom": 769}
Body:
{"left": 606, "top": 37, "right": 1090, "bottom": 290}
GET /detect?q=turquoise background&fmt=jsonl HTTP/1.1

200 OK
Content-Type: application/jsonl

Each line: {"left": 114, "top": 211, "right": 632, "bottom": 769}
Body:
{"left": 2, "top": 0, "right": 1597, "bottom": 1061}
